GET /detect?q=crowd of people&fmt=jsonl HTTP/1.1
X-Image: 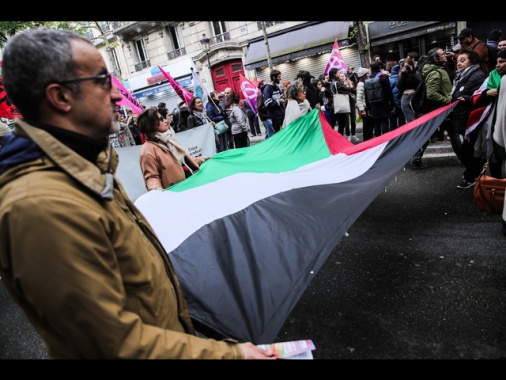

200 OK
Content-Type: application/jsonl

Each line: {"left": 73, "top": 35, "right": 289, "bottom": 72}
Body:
{"left": 0, "top": 26, "right": 505, "bottom": 360}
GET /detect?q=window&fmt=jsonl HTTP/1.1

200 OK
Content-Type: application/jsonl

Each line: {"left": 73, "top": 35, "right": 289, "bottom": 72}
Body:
{"left": 169, "top": 25, "right": 182, "bottom": 50}
{"left": 85, "top": 28, "right": 94, "bottom": 40}
{"left": 212, "top": 21, "right": 227, "bottom": 36}
{"left": 109, "top": 48, "right": 122, "bottom": 77}
{"left": 98, "top": 21, "right": 111, "bottom": 33}
{"left": 135, "top": 38, "right": 148, "bottom": 63}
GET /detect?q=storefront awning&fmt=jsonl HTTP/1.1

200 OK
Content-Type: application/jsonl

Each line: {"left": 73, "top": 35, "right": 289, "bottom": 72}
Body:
{"left": 244, "top": 21, "right": 351, "bottom": 70}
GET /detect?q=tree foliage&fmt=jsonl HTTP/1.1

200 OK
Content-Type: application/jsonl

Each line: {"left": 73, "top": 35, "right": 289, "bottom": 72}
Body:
{"left": 0, "top": 22, "right": 87, "bottom": 49}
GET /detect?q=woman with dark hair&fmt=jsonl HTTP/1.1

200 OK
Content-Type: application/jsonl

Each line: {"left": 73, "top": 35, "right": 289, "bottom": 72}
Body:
{"left": 396, "top": 57, "right": 421, "bottom": 124}
{"left": 206, "top": 91, "right": 229, "bottom": 152}
{"left": 455, "top": 48, "right": 497, "bottom": 189}
{"left": 137, "top": 107, "right": 207, "bottom": 190}
{"left": 449, "top": 48, "right": 488, "bottom": 165}
{"left": 224, "top": 92, "right": 250, "bottom": 148}
{"left": 329, "top": 67, "right": 351, "bottom": 136}
{"left": 296, "top": 70, "right": 319, "bottom": 109}
{"left": 187, "top": 96, "right": 212, "bottom": 129}
{"left": 282, "top": 82, "right": 311, "bottom": 128}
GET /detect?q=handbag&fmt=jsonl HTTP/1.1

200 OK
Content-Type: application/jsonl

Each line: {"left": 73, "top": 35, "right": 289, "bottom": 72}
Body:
{"left": 214, "top": 120, "right": 230, "bottom": 136}
{"left": 473, "top": 161, "right": 506, "bottom": 214}
{"left": 333, "top": 93, "right": 351, "bottom": 114}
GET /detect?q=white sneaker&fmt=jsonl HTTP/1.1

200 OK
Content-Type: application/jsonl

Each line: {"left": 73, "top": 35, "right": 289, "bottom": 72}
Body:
{"left": 351, "top": 135, "right": 360, "bottom": 144}
{"left": 347, "top": 135, "right": 352, "bottom": 141}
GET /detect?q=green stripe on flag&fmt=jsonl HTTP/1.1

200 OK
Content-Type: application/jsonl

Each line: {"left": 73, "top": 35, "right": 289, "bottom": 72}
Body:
{"left": 169, "top": 109, "right": 331, "bottom": 192}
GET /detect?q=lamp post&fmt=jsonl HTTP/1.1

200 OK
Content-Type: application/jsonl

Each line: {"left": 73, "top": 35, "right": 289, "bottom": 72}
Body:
{"left": 199, "top": 33, "right": 211, "bottom": 68}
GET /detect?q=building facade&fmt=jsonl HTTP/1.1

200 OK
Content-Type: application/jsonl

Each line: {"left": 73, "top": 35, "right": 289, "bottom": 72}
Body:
{"left": 367, "top": 21, "right": 506, "bottom": 64}
{"left": 91, "top": 21, "right": 359, "bottom": 112}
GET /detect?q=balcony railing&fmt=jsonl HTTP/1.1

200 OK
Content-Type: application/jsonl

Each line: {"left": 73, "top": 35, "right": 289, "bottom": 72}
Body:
{"left": 167, "top": 47, "right": 186, "bottom": 60}
{"left": 210, "top": 32, "right": 230, "bottom": 46}
{"left": 256, "top": 21, "right": 284, "bottom": 31}
{"left": 111, "top": 21, "right": 132, "bottom": 31}
{"left": 134, "top": 60, "right": 151, "bottom": 72}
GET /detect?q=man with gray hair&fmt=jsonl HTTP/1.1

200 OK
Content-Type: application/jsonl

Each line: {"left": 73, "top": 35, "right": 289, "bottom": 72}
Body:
{"left": 0, "top": 28, "right": 274, "bottom": 360}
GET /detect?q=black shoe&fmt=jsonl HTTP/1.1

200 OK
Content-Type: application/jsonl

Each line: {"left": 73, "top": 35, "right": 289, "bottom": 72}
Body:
{"left": 457, "top": 179, "right": 476, "bottom": 189}
{"left": 410, "top": 159, "right": 428, "bottom": 169}
{"left": 502, "top": 220, "right": 506, "bottom": 237}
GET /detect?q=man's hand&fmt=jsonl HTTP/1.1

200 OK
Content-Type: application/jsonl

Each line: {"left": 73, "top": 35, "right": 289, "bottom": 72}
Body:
{"left": 239, "top": 342, "right": 277, "bottom": 359}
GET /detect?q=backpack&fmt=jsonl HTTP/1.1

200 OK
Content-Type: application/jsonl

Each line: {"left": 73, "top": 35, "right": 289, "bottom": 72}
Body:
{"left": 364, "top": 76, "right": 383, "bottom": 103}
{"left": 410, "top": 68, "right": 441, "bottom": 115}
{"left": 477, "top": 41, "right": 498, "bottom": 72}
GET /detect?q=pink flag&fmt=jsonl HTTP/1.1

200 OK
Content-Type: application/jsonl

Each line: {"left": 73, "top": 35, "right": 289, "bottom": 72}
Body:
{"left": 324, "top": 39, "right": 347, "bottom": 75}
{"left": 158, "top": 65, "right": 193, "bottom": 106}
{"left": 239, "top": 73, "right": 260, "bottom": 116}
{"left": 111, "top": 75, "right": 144, "bottom": 114}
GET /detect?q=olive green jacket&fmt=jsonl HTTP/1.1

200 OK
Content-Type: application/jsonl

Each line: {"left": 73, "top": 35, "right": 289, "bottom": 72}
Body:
{"left": 0, "top": 120, "right": 242, "bottom": 359}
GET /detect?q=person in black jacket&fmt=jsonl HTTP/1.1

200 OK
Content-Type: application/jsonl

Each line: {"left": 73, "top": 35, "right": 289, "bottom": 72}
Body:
{"left": 296, "top": 70, "right": 319, "bottom": 109}
{"left": 396, "top": 57, "right": 422, "bottom": 124}
{"left": 171, "top": 101, "right": 190, "bottom": 133}
{"left": 449, "top": 48, "right": 488, "bottom": 165}
{"left": 263, "top": 69, "right": 286, "bottom": 134}
{"left": 364, "top": 61, "right": 395, "bottom": 138}
{"left": 329, "top": 67, "right": 351, "bottom": 135}
{"left": 206, "top": 91, "right": 229, "bottom": 152}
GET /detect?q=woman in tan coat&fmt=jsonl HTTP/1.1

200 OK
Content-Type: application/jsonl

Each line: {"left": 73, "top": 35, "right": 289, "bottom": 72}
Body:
{"left": 138, "top": 107, "right": 206, "bottom": 190}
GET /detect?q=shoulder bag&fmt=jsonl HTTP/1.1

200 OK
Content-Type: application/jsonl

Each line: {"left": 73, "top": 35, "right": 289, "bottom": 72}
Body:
{"left": 473, "top": 161, "right": 506, "bottom": 214}
{"left": 332, "top": 82, "right": 351, "bottom": 114}
{"left": 214, "top": 120, "right": 230, "bottom": 136}
{"left": 333, "top": 93, "right": 351, "bottom": 114}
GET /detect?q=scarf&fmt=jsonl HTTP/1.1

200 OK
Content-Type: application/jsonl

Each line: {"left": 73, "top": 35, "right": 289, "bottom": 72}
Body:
{"left": 451, "top": 64, "right": 480, "bottom": 96}
{"left": 298, "top": 99, "right": 312, "bottom": 115}
{"left": 154, "top": 129, "right": 186, "bottom": 165}
{"left": 191, "top": 109, "right": 210, "bottom": 126}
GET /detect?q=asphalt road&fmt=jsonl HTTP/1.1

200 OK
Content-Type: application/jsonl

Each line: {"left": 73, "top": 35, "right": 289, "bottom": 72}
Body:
{"left": 274, "top": 156, "right": 506, "bottom": 360}
{"left": 1, "top": 150, "right": 505, "bottom": 361}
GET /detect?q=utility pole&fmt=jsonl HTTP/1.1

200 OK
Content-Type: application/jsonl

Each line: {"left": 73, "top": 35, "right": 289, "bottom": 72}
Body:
{"left": 261, "top": 22, "right": 273, "bottom": 71}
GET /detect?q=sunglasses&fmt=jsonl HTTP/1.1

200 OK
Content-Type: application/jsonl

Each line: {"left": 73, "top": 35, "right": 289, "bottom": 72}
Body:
{"left": 54, "top": 72, "right": 112, "bottom": 90}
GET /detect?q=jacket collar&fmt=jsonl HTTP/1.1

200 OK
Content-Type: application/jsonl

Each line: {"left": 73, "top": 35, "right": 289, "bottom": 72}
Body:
{"left": 14, "top": 119, "right": 116, "bottom": 200}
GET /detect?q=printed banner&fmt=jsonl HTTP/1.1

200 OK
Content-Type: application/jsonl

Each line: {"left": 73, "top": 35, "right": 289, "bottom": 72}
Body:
{"left": 112, "top": 75, "right": 144, "bottom": 114}
{"left": 115, "top": 122, "right": 217, "bottom": 201}
{"left": 324, "top": 39, "right": 347, "bottom": 75}
{"left": 158, "top": 65, "right": 193, "bottom": 106}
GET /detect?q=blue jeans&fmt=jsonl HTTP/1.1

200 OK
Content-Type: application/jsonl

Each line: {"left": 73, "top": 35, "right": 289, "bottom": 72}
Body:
{"left": 261, "top": 118, "right": 275, "bottom": 138}
{"left": 401, "top": 93, "right": 416, "bottom": 123}
{"left": 216, "top": 133, "right": 228, "bottom": 152}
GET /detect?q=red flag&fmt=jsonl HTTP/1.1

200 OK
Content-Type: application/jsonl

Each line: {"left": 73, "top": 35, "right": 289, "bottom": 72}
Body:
{"left": 158, "top": 65, "right": 193, "bottom": 106}
{"left": 0, "top": 61, "right": 22, "bottom": 119}
{"left": 324, "top": 39, "right": 347, "bottom": 75}
{"left": 238, "top": 74, "right": 260, "bottom": 116}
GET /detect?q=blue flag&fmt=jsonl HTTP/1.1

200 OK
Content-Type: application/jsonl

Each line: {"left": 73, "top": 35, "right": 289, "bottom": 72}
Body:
{"left": 192, "top": 71, "right": 212, "bottom": 108}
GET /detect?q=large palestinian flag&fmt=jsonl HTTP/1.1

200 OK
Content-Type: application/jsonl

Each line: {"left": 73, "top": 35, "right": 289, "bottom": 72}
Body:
{"left": 134, "top": 104, "right": 457, "bottom": 344}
